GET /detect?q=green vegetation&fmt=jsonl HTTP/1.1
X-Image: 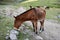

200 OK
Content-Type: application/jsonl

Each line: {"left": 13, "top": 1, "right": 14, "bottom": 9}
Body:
{"left": 0, "top": 15, "right": 14, "bottom": 40}
{"left": 13, "top": 0, "right": 60, "bottom": 8}
{"left": 0, "top": 0, "right": 60, "bottom": 8}
{"left": 46, "top": 8, "right": 60, "bottom": 21}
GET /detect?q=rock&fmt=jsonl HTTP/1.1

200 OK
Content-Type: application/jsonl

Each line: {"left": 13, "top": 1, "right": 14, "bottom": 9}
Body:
{"left": 33, "top": 34, "right": 43, "bottom": 40}
{"left": 5, "top": 33, "right": 10, "bottom": 40}
{"left": 24, "top": 21, "right": 33, "bottom": 28}
{"left": 25, "top": 38, "right": 29, "bottom": 40}
{"left": 10, "top": 33, "right": 17, "bottom": 40}
{"left": 57, "top": 15, "right": 60, "bottom": 18}
{"left": 22, "top": 29, "right": 31, "bottom": 34}
{"left": 7, "top": 30, "right": 10, "bottom": 32}
{"left": 5, "top": 35, "right": 10, "bottom": 40}
{"left": 9, "top": 29, "right": 19, "bottom": 40}
{"left": 13, "top": 7, "right": 26, "bottom": 17}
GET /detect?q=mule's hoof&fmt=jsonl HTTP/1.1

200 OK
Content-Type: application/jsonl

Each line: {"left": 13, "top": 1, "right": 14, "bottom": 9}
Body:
{"left": 35, "top": 32, "right": 38, "bottom": 34}
{"left": 40, "top": 28, "right": 41, "bottom": 30}
{"left": 35, "top": 32, "right": 37, "bottom": 34}
{"left": 39, "top": 30, "right": 42, "bottom": 33}
{"left": 42, "top": 28, "right": 44, "bottom": 31}
{"left": 39, "top": 29, "right": 44, "bottom": 33}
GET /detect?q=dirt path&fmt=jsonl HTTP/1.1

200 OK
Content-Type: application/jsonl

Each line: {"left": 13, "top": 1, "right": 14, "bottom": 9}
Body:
{"left": 39, "top": 20, "right": 60, "bottom": 40}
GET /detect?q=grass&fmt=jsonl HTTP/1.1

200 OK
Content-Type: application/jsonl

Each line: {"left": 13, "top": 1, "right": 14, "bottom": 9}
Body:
{"left": 0, "top": 0, "right": 60, "bottom": 8}
{"left": 14, "top": 0, "right": 60, "bottom": 8}
{"left": 46, "top": 8, "right": 60, "bottom": 21}
{"left": 0, "top": 15, "right": 14, "bottom": 40}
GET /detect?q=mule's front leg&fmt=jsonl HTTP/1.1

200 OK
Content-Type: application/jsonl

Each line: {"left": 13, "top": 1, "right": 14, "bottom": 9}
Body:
{"left": 32, "top": 21, "right": 38, "bottom": 34}
{"left": 40, "top": 20, "right": 44, "bottom": 32}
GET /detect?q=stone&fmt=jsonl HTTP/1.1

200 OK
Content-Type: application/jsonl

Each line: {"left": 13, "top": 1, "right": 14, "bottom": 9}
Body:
{"left": 25, "top": 38, "right": 29, "bottom": 40}
{"left": 57, "top": 15, "right": 60, "bottom": 18}
{"left": 13, "top": 7, "right": 26, "bottom": 17}
{"left": 33, "top": 34, "right": 43, "bottom": 40}
{"left": 10, "top": 33, "right": 17, "bottom": 40}
{"left": 9, "top": 29, "right": 19, "bottom": 40}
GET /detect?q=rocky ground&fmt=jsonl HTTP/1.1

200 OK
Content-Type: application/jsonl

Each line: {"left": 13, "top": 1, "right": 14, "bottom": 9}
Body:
{"left": 19, "top": 20, "right": 60, "bottom": 40}
{"left": 39, "top": 20, "right": 60, "bottom": 40}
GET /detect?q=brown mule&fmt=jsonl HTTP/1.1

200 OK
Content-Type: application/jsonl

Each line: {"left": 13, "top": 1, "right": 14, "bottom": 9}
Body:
{"left": 14, "top": 6, "right": 46, "bottom": 34}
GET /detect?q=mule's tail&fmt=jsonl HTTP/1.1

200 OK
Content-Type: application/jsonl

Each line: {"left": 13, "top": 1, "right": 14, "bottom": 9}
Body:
{"left": 44, "top": 6, "right": 50, "bottom": 9}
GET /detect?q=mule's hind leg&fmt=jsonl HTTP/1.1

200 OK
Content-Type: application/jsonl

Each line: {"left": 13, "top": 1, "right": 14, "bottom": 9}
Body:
{"left": 40, "top": 20, "right": 44, "bottom": 32}
{"left": 32, "top": 20, "right": 38, "bottom": 34}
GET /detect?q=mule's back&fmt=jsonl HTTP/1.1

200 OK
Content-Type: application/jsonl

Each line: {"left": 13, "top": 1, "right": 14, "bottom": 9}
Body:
{"left": 35, "top": 7, "right": 46, "bottom": 20}
{"left": 15, "top": 8, "right": 38, "bottom": 21}
{"left": 14, "top": 7, "right": 46, "bottom": 21}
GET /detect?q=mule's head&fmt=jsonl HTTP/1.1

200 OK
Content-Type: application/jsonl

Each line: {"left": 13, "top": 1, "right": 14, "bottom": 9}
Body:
{"left": 13, "top": 16, "right": 19, "bottom": 29}
{"left": 13, "top": 15, "right": 22, "bottom": 30}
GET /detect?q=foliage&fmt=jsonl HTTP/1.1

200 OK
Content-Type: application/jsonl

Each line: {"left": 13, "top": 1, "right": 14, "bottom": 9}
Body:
{"left": 46, "top": 8, "right": 60, "bottom": 21}
{"left": 15, "top": 0, "right": 60, "bottom": 8}
{"left": 0, "top": 0, "right": 60, "bottom": 8}
{"left": 0, "top": 0, "right": 27, "bottom": 5}
{"left": 0, "top": 15, "right": 14, "bottom": 40}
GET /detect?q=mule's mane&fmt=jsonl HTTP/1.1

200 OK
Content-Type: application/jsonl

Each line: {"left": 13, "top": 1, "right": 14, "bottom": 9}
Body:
{"left": 16, "top": 8, "right": 35, "bottom": 18}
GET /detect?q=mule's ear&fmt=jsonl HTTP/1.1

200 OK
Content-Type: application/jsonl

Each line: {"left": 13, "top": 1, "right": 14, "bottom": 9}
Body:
{"left": 36, "top": 6, "right": 40, "bottom": 8}
{"left": 13, "top": 16, "right": 16, "bottom": 18}
{"left": 30, "top": 5, "right": 33, "bottom": 8}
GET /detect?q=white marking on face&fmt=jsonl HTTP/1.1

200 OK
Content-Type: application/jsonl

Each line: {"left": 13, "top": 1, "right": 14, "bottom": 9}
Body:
{"left": 14, "top": 27, "right": 18, "bottom": 30}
